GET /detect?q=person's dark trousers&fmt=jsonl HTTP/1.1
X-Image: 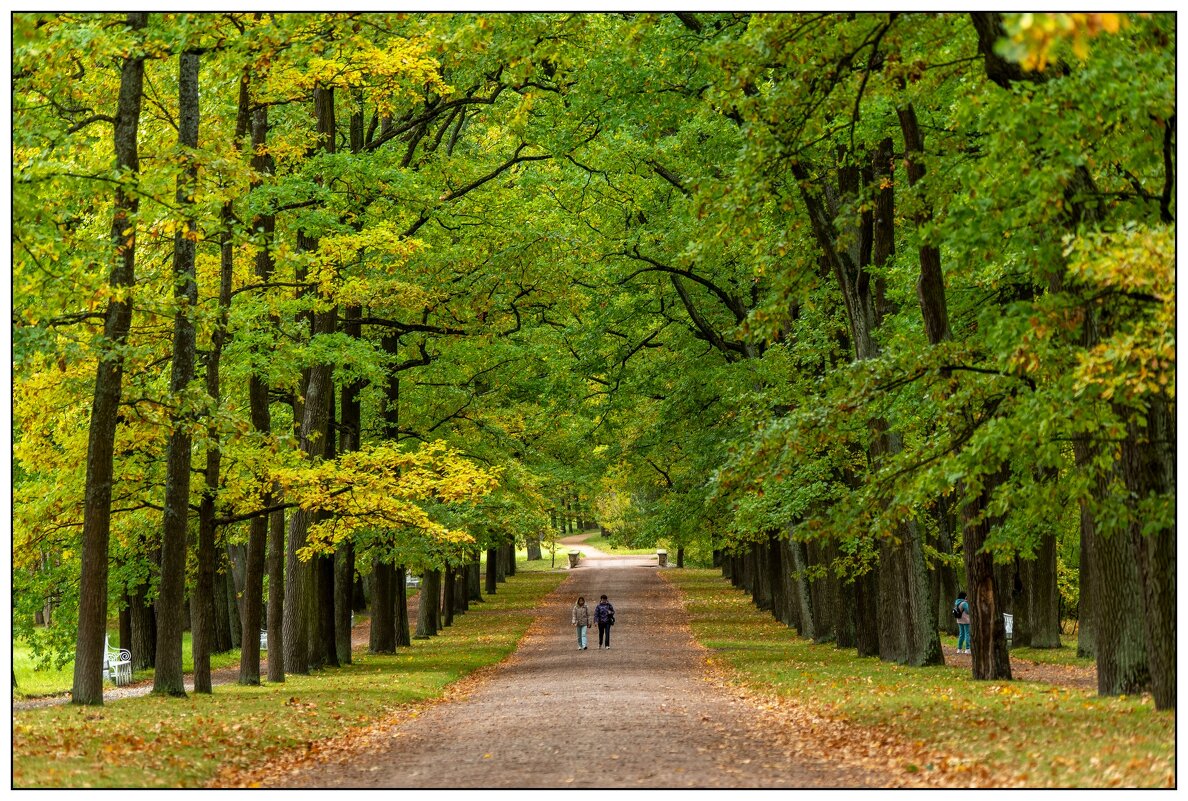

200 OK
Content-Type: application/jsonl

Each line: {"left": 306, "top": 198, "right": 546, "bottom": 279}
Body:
{"left": 598, "top": 622, "right": 610, "bottom": 648}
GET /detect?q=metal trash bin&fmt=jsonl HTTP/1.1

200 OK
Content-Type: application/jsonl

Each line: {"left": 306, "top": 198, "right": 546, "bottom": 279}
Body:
{"left": 657, "top": 549, "right": 667, "bottom": 567}
{"left": 568, "top": 550, "right": 580, "bottom": 569}
{"left": 1003, "top": 613, "right": 1014, "bottom": 648}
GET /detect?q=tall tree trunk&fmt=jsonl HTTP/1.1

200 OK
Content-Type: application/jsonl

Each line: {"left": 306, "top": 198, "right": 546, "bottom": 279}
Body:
{"left": 226, "top": 543, "right": 247, "bottom": 627}
{"left": 962, "top": 473, "right": 1013, "bottom": 681}
{"left": 1026, "top": 533, "right": 1062, "bottom": 648}
{"left": 243, "top": 97, "right": 275, "bottom": 685}
{"left": 505, "top": 544, "right": 516, "bottom": 577}
{"left": 334, "top": 545, "right": 354, "bottom": 665}
{"left": 415, "top": 569, "right": 441, "bottom": 638}
{"left": 283, "top": 503, "right": 313, "bottom": 675}
{"left": 284, "top": 83, "right": 337, "bottom": 676}
{"left": 129, "top": 582, "right": 156, "bottom": 671}
{"left": 854, "top": 567, "right": 880, "bottom": 658}
{"left": 197, "top": 92, "right": 241, "bottom": 679}
{"left": 1119, "top": 396, "right": 1175, "bottom": 709}
{"left": 212, "top": 568, "right": 232, "bottom": 653}
{"left": 496, "top": 545, "right": 508, "bottom": 582}
{"left": 307, "top": 388, "right": 337, "bottom": 670}
{"left": 266, "top": 507, "right": 286, "bottom": 683}
{"left": 395, "top": 566, "right": 411, "bottom": 647}
{"left": 155, "top": 48, "right": 201, "bottom": 699}
{"left": 791, "top": 144, "right": 940, "bottom": 667}
{"left": 1094, "top": 517, "right": 1149, "bottom": 696}
{"left": 485, "top": 548, "right": 498, "bottom": 595}
{"left": 752, "top": 540, "right": 772, "bottom": 611}
{"left": 73, "top": 9, "right": 147, "bottom": 708}
{"left": 468, "top": 561, "right": 483, "bottom": 603}
{"left": 526, "top": 534, "right": 542, "bottom": 561}
{"left": 317, "top": 554, "right": 338, "bottom": 668}
{"left": 454, "top": 562, "right": 469, "bottom": 612}
{"left": 768, "top": 534, "right": 793, "bottom": 626}
{"left": 1074, "top": 464, "right": 1097, "bottom": 659}
{"left": 442, "top": 565, "right": 455, "bottom": 628}
{"left": 225, "top": 568, "right": 242, "bottom": 650}
{"left": 807, "top": 540, "right": 836, "bottom": 644}
{"left": 932, "top": 497, "right": 960, "bottom": 638}
{"left": 369, "top": 561, "right": 396, "bottom": 653}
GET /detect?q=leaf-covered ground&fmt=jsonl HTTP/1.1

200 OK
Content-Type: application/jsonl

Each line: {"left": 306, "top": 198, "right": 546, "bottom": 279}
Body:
{"left": 12, "top": 554, "right": 1172, "bottom": 789}
{"left": 664, "top": 568, "right": 1174, "bottom": 788}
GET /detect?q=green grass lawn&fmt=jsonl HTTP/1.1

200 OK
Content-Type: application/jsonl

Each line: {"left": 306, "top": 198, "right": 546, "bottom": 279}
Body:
{"left": 665, "top": 569, "right": 1173, "bottom": 789}
{"left": 14, "top": 631, "right": 242, "bottom": 699}
{"left": 573, "top": 530, "right": 658, "bottom": 555}
{"left": 12, "top": 569, "right": 566, "bottom": 788}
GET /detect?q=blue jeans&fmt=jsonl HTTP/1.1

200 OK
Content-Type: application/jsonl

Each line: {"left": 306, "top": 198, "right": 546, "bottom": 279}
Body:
{"left": 598, "top": 622, "right": 611, "bottom": 647}
{"left": 576, "top": 625, "right": 587, "bottom": 648}
{"left": 957, "top": 623, "right": 971, "bottom": 650}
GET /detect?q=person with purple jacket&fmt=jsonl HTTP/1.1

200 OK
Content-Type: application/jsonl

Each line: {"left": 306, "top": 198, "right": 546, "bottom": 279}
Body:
{"left": 594, "top": 594, "right": 615, "bottom": 649}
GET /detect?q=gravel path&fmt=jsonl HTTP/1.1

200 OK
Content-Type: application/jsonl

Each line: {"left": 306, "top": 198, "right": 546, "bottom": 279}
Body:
{"left": 267, "top": 544, "right": 884, "bottom": 789}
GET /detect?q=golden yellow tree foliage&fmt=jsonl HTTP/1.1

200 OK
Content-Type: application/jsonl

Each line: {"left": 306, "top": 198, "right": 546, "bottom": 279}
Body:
{"left": 1063, "top": 226, "right": 1175, "bottom": 402}
{"left": 271, "top": 440, "right": 501, "bottom": 559}
{"left": 1002, "top": 12, "right": 1127, "bottom": 71}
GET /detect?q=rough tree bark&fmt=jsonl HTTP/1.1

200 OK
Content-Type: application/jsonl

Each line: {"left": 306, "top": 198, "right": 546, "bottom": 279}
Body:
{"left": 468, "top": 561, "right": 483, "bottom": 603}
{"left": 155, "top": 47, "right": 201, "bottom": 698}
{"left": 72, "top": 9, "right": 148, "bottom": 708}
{"left": 791, "top": 143, "right": 940, "bottom": 667}
{"left": 395, "top": 566, "right": 411, "bottom": 648}
{"left": 962, "top": 472, "right": 1013, "bottom": 681}
{"left": 442, "top": 565, "right": 455, "bottom": 628}
{"left": 283, "top": 85, "right": 337, "bottom": 676}
{"left": 486, "top": 548, "right": 498, "bottom": 595}
{"left": 1119, "top": 396, "right": 1175, "bottom": 709}
{"left": 415, "top": 569, "right": 441, "bottom": 638}
{"left": 239, "top": 96, "right": 284, "bottom": 684}
{"left": 369, "top": 562, "right": 396, "bottom": 653}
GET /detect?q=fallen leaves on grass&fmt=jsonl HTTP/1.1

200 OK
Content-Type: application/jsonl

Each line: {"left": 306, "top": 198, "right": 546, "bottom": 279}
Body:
{"left": 208, "top": 655, "right": 511, "bottom": 788}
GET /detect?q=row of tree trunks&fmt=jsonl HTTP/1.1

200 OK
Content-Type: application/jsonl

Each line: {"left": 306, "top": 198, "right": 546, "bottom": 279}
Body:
{"left": 973, "top": 12, "right": 1174, "bottom": 706}
{"left": 154, "top": 47, "right": 202, "bottom": 699}
{"left": 790, "top": 143, "right": 942, "bottom": 669}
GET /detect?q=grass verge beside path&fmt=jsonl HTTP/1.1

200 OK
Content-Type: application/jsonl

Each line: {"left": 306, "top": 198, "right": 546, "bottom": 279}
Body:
{"left": 14, "top": 632, "right": 242, "bottom": 699}
{"left": 665, "top": 569, "right": 1173, "bottom": 789}
{"left": 13, "top": 569, "right": 566, "bottom": 789}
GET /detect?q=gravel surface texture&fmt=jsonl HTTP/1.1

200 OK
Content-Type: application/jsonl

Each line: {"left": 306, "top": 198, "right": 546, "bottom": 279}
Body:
{"left": 268, "top": 542, "right": 885, "bottom": 789}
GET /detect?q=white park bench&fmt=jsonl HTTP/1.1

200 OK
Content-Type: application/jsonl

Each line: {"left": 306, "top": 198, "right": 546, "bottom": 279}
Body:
{"left": 103, "top": 636, "right": 132, "bottom": 686}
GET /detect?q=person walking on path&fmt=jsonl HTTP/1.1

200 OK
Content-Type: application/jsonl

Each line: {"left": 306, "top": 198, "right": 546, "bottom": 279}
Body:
{"left": 572, "top": 596, "right": 590, "bottom": 650}
{"left": 954, "top": 591, "right": 971, "bottom": 653}
{"left": 594, "top": 594, "right": 615, "bottom": 649}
